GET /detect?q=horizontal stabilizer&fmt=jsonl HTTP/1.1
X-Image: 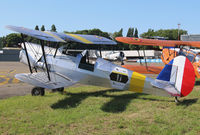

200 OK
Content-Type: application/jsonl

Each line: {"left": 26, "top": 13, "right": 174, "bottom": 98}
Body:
{"left": 15, "top": 72, "right": 77, "bottom": 89}
{"left": 151, "top": 79, "right": 180, "bottom": 97}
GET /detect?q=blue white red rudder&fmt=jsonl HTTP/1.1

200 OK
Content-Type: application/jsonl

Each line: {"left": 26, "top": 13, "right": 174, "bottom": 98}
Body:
{"left": 155, "top": 56, "right": 195, "bottom": 97}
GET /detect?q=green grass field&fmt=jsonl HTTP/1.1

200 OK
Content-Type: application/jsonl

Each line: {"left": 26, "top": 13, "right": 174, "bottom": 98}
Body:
{"left": 0, "top": 84, "right": 200, "bottom": 135}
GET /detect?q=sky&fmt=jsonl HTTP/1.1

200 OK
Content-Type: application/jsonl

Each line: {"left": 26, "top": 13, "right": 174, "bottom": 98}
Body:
{"left": 1, "top": 0, "right": 200, "bottom": 37}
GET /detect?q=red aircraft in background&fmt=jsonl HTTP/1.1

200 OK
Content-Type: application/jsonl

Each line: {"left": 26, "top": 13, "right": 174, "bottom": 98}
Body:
{"left": 116, "top": 37, "right": 200, "bottom": 78}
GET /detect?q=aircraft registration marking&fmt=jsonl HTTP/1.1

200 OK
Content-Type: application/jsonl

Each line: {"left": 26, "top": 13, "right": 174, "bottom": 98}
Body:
{"left": 65, "top": 34, "right": 93, "bottom": 44}
{"left": 129, "top": 72, "right": 146, "bottom": 93}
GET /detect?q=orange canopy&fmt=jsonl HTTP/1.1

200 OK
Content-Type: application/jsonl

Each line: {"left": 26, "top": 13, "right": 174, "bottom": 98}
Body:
{"left": 115, "top": 37, "right": 200, "bottom": 48}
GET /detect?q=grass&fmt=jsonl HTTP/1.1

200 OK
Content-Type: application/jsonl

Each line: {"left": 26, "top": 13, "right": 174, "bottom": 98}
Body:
{"left": 0, "top": 85, "right": 200, "bottom": 135}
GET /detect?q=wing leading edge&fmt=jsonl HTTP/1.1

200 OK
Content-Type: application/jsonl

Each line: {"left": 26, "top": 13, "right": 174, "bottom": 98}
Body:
{"left": 6, "top": 25, "right": 117, "bottom": 45}
{"left": 6, "top": 25, "right": 66, "bottom": 43}
{"left": 115, "top": 37, "right": 200, "bottom": 48}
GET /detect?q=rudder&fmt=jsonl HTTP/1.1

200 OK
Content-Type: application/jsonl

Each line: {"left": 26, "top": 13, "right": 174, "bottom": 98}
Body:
{"left": 156, "top": 56, "right": 195, "bottom": 97}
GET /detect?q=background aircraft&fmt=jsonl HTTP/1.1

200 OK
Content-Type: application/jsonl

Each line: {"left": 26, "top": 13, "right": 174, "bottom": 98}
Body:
{"left": 6, "top": 26, "right": 196, "bottom": 102}
{"left": 116, "top": 37, "right": 200, "bottom": 78}
{"left": 115, "top": 37, "right": 200, "bottom": 48}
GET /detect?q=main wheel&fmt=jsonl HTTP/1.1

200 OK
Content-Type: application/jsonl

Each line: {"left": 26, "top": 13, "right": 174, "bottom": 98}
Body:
{"left": 31, "top": 87, "right": 45, "bottom": 96}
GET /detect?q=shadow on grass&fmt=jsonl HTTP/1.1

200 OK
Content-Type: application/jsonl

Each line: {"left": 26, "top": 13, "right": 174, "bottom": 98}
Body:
{"left": 51, "top": 89, "right": 178, "bottom": 113}
{"left": 51, "top": 89, "right": 146, "bottom": 113}
{"left": 51, "top": 89, "right": 118, "bottom": 109}
{"left": 100, "top": 93, "right": 145, "bottom": 113}
{"left": 176, "top": 98, "right": 198, "bottom": 107}
{"left": 137, "top": 97, "right": 174, "bottom": 102}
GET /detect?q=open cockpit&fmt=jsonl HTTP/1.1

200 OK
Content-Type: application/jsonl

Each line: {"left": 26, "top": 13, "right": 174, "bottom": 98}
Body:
{"left": 78, "top": 50, "right": 96, "bottom": 72}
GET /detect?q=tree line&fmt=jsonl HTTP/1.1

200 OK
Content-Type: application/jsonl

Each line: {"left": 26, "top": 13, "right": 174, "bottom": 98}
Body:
{"left": 0, "top": 24, "right": 187, "bottom": 50}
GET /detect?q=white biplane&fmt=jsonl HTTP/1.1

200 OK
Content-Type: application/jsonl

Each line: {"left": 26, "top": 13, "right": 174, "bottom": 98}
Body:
{"left": 6, "top": 25, "right": 196, "bottom": 102}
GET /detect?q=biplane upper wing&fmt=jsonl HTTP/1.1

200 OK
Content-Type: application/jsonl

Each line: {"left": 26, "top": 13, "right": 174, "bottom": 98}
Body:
{"left": 15, "top": 72, "right": 77, "bottom": 89}
{"left": 6, "top": 25, "right": 66, "bottom": 43}
{"left": 115, "top": 37, "right": 200, "bottom": 48}
{"left": 6, "top": 25, "right": 117, "bottom": 45}
{"left": 50, "top": 32, "right": 117, "bottom": 45}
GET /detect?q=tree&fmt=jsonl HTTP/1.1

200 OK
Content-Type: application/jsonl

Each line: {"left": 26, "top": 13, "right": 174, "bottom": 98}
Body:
{"left": 126, "top": 27, "right": 134, "bottom": 37}
{"left": 112, "top": 28, "right": 130, "bottom": 50}
{"left": 88, "top": 29, "right": 110, "bottom": 39}
{"left": 134, "top": 28, "right": 138, "bottom": 38}
{"left": 140, "top": 29, "right": 155, "bottom": 38}
{"left": 5, "top": 33, "right": 21, "bottom": 47}
{"left": 140, "top": 28, "right": 187, "bottom": 40}
{"left": 1, "top": 37, "right": 6, "bottom": 47}
{"left": 126, "top": 28, "right": 139, "bottom": 50}
{"left": 113, "top": 28, "right": 123, "bottom": 38}
{"left": 139, "top": 28, "right": 188, "bottom": 50}
{"left": 0, "top": 37, "right": 3, "bottom": 48}
{"left": 41, "top": 25, "right": 45, "bottom": 31}
{"left": 118, "top": 28, "right": 123, "bottom": 37}
{"left": 51, "top": 24, "right": 57, "bottom": 32}
{"left": 35, "top": 25, "right": 39, "bottom": 30}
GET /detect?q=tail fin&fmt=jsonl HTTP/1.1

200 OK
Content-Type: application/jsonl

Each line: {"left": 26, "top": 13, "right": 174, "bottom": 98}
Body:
{"left": 152, "top": 56, "right": 195, "bottom": 97}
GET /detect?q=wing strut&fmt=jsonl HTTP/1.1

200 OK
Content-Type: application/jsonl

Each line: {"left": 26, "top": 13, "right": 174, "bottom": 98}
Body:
{"left": 143, "top": 47, "right": 148, "bottom": 70}
{"left": 21, "top": 34, "right": 33, "bottom": 73}
{"left": 40, "top": 40, "right": 51, "bottom": 81}
{"left": 137, "top": 46, "right": 141, "bottom": 65}
{"left": 99, "top": 46, "right": 102, "bottom": 58}
{"left": 173, "top": 47, "right": 176, "bottom": 58}
{"left": 53, "top": 42, "right": 59, "bottom": 58}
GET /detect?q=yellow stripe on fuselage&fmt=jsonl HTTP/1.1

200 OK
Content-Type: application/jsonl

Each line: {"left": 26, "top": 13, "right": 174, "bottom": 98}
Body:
{"left": 129, "top": 72, "right": 146, "bottom": 93}
{"left": 43, "top": 31, "right": 66, "bottom": 42}
{"left": 65, "top": 34, "right": 93, "bottom": 44}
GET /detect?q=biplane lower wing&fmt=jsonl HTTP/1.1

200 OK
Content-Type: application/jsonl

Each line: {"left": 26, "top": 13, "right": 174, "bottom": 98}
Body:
{"left": 15, "top": 72, "right": 77, "bottom": 89}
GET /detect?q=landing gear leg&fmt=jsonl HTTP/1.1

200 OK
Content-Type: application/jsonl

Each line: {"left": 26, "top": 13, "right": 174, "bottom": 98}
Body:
{"left": 31, "top": 87, "right": 45, "bottom": 96}
{"left": 175, "top": 96, "right": 180, "bottom": 103}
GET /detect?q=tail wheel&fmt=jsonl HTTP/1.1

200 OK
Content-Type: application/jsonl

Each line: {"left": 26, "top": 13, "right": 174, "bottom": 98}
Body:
{"left": 32, "top": 87, "right": 45, "bottom": 96}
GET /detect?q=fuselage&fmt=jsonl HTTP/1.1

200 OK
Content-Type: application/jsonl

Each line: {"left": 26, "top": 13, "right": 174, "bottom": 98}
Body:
{"left": 46, "top": 52, "right": 172, "bottom": 97}
{"left": 19, "top": 43, "right": 174, "bottom": 97}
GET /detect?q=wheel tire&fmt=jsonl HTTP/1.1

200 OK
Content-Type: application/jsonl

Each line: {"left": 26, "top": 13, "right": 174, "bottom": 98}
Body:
{"left": 31, "top": 87, "right": 45, "bottom": 96}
